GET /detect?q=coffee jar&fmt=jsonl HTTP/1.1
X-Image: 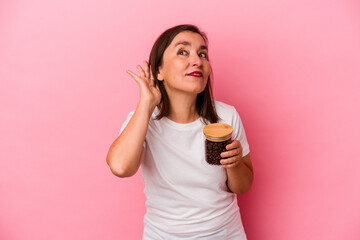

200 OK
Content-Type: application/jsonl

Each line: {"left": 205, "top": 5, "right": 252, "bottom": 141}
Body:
{"left": 203, "top": 123, "right": 233, "bottom": 165}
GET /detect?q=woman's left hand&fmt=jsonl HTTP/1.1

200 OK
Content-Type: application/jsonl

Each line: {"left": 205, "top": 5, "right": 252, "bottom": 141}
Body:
{"left": 220, "top": 140, "right": 243, "bottom": 169}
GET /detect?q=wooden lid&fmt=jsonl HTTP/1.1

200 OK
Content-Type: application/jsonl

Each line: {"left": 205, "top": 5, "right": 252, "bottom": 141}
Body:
{"left": 203, "top": 123, "right": 233, "bottom": 138}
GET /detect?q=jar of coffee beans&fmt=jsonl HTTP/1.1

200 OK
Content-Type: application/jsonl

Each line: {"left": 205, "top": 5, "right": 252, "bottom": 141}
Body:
{"left": 203, "top": 123, "right": 233, "bottom": 165}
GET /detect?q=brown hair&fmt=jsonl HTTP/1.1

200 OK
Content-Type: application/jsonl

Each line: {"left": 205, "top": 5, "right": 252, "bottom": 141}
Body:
{"left": 148, "top": 24, "right": 220, "bottom": 124}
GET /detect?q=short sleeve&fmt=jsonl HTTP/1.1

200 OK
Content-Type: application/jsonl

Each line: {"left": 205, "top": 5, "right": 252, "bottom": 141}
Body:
{"left": 119, "top": 110, "right": 146, "bottom": 149}
{"left": 231, "top": 107, "right": 250, "bottom": 157}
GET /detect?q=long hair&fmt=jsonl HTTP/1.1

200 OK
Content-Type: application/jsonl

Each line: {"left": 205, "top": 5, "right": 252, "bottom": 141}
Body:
{"left": 148, "top": 24, "right": 220, "bottom": 124}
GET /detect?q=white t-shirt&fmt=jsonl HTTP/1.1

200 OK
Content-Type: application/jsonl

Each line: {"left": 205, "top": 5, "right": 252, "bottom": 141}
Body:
{"left": 119, "top": 100, "right": 250, "bottom": 239}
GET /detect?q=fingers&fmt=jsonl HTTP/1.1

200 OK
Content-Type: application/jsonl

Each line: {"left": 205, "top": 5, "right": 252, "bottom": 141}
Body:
{"left": 150, "top": 67, "right": 154, "bottom": 81}
{"left": 221, "top": 157, "right": 240, "bottom": 168}
{"left": 136, "top": 65, "right": 146, "bottom": 78}
{"left": 221, "top": 147, "right": 242, "bottom": 159}
{"left": 126, "top": 70, "right": 140, "bottom": 84}
{"left": 220, "top": 140, "right": 242, "bottom": 168}
{"left": 149, "top": 65, "right": 156, "bottom": 87}
{"left": 144, "top": 61, "right": 155, "bottom": 88}
{"left": 127, "top": 61, "right": 155, "bottom": 86}
{"left": 220, "top": 152, "right": 242, "bottom": 168}
{"left": 225, "top": 139, "right": 241, "bottom": 151}
{"left": 143, "top": 61, "right": 150, "bottom": 79}
{"left": 222, "top": 140, "right": 242, "bottom": 157}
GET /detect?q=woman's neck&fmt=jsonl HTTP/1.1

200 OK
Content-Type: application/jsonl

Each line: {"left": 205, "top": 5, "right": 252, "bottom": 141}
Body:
{"left": 166, "top": 94, "right": 199, "bottom": 123}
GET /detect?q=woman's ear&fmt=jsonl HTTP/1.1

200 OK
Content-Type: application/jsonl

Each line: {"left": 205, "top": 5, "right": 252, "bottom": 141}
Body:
{"left": 157, "top": 66, "right": 164, "bottom": 81}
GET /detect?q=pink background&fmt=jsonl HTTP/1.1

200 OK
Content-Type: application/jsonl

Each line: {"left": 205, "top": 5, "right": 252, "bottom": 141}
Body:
{"left": 1, "top": 0, "right": 359, "bottom": 239}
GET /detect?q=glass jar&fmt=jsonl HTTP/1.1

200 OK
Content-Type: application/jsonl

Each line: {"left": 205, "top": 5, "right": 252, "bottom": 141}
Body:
{"left": 203, "top": 123, "right": 233, "bottom": 165}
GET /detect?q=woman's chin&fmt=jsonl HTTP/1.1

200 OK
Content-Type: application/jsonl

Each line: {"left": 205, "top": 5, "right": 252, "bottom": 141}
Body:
{"left": 184, "top": 82, "right": 208, "bottom": 93}
{"left": 184, "top": 86, "right": 207, "bottom": 95}
{"left": 165, "top": 82, "right": 208, "bottom": 96}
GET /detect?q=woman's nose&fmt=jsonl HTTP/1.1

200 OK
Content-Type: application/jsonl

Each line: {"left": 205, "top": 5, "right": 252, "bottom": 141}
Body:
{"left": 190, "top": 53, "right": 202, "bottom": 66}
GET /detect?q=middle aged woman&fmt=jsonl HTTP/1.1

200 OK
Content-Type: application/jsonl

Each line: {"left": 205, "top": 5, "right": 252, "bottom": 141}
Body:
{"left": 106, "top": 24, "right": 254, "bottom": 239}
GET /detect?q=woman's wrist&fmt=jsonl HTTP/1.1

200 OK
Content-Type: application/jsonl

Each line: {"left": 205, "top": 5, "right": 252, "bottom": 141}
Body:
{"left": 137, "top": 100, "right": 156, "bottom": 118}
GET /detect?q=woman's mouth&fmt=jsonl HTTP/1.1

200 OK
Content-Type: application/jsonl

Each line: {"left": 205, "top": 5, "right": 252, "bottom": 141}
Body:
{"left": 187, "top": 71, "right": 203, "bottom": 78}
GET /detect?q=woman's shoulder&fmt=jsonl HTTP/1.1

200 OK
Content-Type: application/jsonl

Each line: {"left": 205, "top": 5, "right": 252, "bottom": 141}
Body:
{"left": 213, "top": 100, "right": 242, "bottom": 125}
{"left": 214, "top": 100, "right": 237, "bottom": 114}
{"left": 125, "top": 105, "right": 160, "bottom": 119}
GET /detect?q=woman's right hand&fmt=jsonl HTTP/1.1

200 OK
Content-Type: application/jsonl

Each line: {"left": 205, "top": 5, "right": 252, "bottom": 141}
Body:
{"left": 126, "top": 61, "right": 161, "bottom": 113}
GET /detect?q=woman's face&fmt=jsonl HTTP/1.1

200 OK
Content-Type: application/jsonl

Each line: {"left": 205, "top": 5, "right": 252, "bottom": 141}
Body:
{"left": 157, "top": 31, "right": 210, "bottom": 97}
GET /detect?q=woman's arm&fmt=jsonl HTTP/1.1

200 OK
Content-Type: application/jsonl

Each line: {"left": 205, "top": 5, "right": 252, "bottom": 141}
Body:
{"left": 220, "top": 140, "right": 254, "bottom": 195}
{"left": 106, "top": 61, "right": 161, "bottom": 178}
{"left": 225, "top": 154, "right": 253, "bottom": 195}
{"left": 106, "top": 102, "right": 152, "bottom": 178}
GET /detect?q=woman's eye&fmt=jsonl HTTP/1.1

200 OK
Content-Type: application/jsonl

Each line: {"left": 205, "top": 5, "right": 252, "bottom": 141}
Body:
{"left": 199, "top": 52, "right": 208, "bottom": 58}
{"left": 178, "top": 50, "right": 188, "bottom": 56}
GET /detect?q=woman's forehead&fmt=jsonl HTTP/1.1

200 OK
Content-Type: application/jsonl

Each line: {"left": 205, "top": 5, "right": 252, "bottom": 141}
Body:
{"left": 170, "top": 31, "right": 207, "bottom": 48}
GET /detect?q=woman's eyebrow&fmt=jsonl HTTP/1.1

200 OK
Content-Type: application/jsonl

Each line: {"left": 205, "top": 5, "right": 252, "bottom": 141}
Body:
{"left": 174, "top": 41, "right": 208, "bottom": 50}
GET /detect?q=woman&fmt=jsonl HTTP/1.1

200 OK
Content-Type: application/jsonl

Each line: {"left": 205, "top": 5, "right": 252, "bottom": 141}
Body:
{"left": 106, "top": 24, "right": 254, "bottom": 239}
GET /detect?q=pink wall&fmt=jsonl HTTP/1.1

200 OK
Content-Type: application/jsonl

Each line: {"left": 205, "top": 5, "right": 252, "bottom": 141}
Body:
{"left": 1, "top": 0, "right": 359, "bottom": 239}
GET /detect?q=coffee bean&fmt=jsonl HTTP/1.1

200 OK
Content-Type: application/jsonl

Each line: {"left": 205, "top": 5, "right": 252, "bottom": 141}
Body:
{"left": 205, "top": 139, "right": 232, "bottom": 165}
